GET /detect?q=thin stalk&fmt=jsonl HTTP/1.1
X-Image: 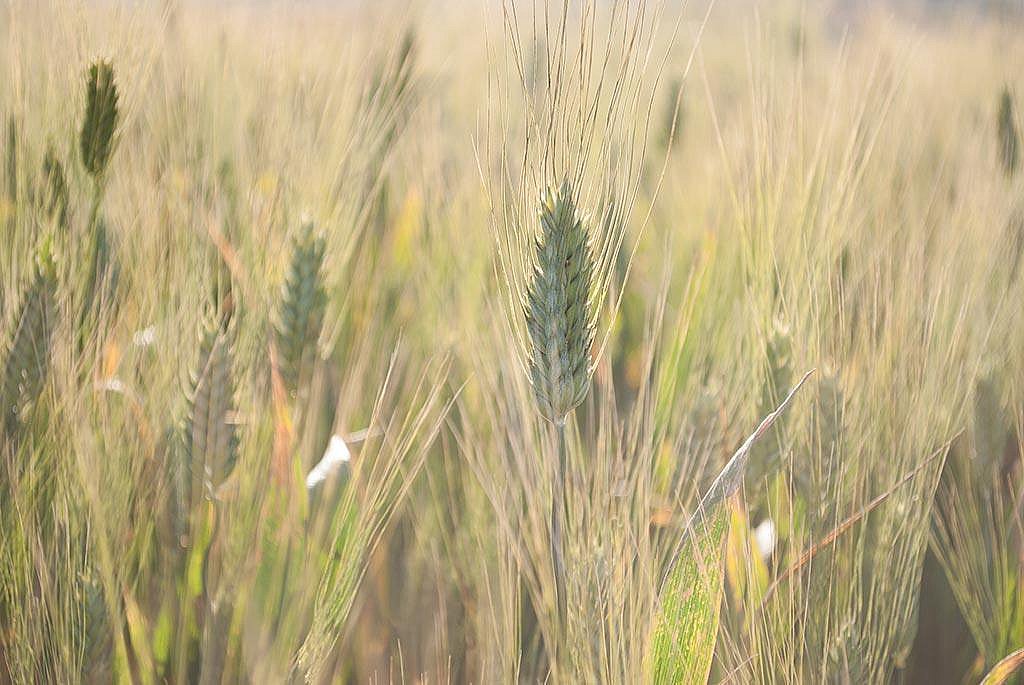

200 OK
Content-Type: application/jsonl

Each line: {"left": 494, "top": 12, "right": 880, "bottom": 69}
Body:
{"left": 76, "top": 181, "right": 103, "bottom": 358}
{"left": 550, "top": 418, "right": 568, "bottom": 672}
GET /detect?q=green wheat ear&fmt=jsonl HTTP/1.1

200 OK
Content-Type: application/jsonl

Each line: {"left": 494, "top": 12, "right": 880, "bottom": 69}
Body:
{"left": 5, "top": 115, "right": 17, "bottom": 210}
{"left": 747, "top": 320, "right": 793, "bottom": 493}
{"left": 525, "top": 180, "right": 596, "bottom": 424}
{"left": 971, "top": 364, "right": 1007, "bottom": 482}
{"left": 274, "top": 218, "right": 327, "bottom": 398}
{"left": 178, "top": 314, "right": 239, "bottom": 529}
{"left": 1, "top": 241, "right": 58, "bottom": 436}
{"left": 40, "top": 144, "right": 69, "bottom": 231}
{"left": 74, "top": 215, "right": 120, "bottom": 356}
{"left": 997, "top": 87, "right": 1020, "bottom": 178}
{"left": 805, "top": 367, "right": 844, "bottom": 526}
{"left": 208, "top": 241, "right": 235, "bottom": 331}
{"left": 80, "top": 60, "right": 119, "bottom": 179}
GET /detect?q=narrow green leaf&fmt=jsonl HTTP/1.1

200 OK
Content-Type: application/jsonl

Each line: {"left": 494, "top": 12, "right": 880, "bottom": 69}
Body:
{"left": 649, "top": 370, "right": 813, "bottom": 684}
{"left": 650, "top": 502, "right": 728, "bottom": 684}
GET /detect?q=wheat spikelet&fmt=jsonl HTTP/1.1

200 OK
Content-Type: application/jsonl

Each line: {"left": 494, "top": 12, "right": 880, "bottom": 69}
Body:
{"left": 1, "top": 245, "right": 57, "bottom": 436}
{"left": 75, "top": 61, "right": 121, "bottom": 359}
{"left": 971, "top": 365, "right": 1007, "bottom": 483}
{"left": 5, "top": 116, "right": 16, "bottom": 210}
{"left": 178, "top": 315, "right": 239, "bottom": 525}
{"left": 998, "top": 87, "right": 1020, "bottom": 178}
{"left": 79, "top": 571, "right": 109, "bottom": 676}
{"left": 525, "top": 181, "right": 596, "bottom": 424}
{"left": 75, "top": 215, "right": 120, "bottom": 357}
{"left": 40, "top": 145, "right": 68, "bottom": 231}
{"left": 274, "top": 218, "right": 326, "bottom": 397}
{"left": 747, "top": 320, "right": 793, "bottom": 494}
{"left": 80, "top": 61, "right": 119, "bottom": 179}
{"left": 208, "top": 242, "right": 235, "bottom": 331}
{"left": 808, "top": 368, "right": 844, "bottom": 524}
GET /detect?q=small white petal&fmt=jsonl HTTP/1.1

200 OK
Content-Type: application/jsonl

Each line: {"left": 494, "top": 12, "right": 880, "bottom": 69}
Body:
{"left": 305, "top": 435, "right": 351, "bottom": 489}
{"left": 133, "top": 325, "right": 157, "bottom": 347}
{"left": 753, "top": 518, "right": 776, "bottom": 559}
{"left": 99, "top": 378, "right": 127, "bottom": 394}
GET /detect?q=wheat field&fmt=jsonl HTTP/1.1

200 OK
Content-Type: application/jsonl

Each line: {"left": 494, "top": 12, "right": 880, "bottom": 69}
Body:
{"left": 0, "top": 0, "right": 1022, "bottom": 683}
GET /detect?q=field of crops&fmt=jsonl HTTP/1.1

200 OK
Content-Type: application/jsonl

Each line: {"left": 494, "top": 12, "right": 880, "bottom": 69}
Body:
{"left": 0, "top": 1, "right": 1022, "bottom": 683}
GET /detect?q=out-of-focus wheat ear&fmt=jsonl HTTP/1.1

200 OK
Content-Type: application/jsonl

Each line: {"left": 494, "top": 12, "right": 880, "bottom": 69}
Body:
{"left": 154, "top": 423, "right": 190, "bottom": 548}
{"left": 525, "top": 180, "right": 597, "bottom": 424}
{"left": 997, "top": 87, "right": 1020, "bottom": 178}
{"left": 747, "top": 320, "right": 793, "bottom": 495}
{"left": 810, "top": 368, "right": 844, "bottom": 518}
{"left": 208, "top": 240, "right": 235, "bottom": 331}
{"left": 273, "top": 218, "right": 327, "bottom": 399}
{"left": 0, "top": 241, "right": 58, "bottom": 437}
{"left": 75, "top": 215, "right": 120, "bottom": 357}
{"left": 971, "top": 364, "right": 1007, "bottom": 485}
{"left": 80, "top": 60, "right": 119, "bottom": 181}
{"left": 5, "top": 115, "right": 16, "bottom": 210}
{"left": 75, "top": 61, "right": 121, "bottom": 363}
{"left": 40, "top": 144, "right": 69, "bottom": 232}
{"left": 182, "top": 314, "right": 239, "bottom": 517}
{"left": 79, "top": 571, "right": 110, "bottom": 679}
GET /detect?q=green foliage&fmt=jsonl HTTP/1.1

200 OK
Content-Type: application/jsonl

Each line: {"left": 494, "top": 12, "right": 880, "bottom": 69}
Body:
{"left": 0, "top": 4, "right": 1022, "bottom": 683}
{"left": 650, "top": 373, "right": 809, "bottom": 684}
{"left": 650, "top": 504, "right": 728, "bottom": 685}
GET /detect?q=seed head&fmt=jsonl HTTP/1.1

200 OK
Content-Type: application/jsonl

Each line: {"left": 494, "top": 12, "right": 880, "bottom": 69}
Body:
{"left": 274, "top": 218, "right": 327, "bottom": 397}
{"left": 40, "top": 145, "right": 68, "bottom": 230}
{"left": 177, "top": 314, "right": 239, "bottom": 531}
{"left": 525, "top": 180, "right": 596, "bottom": 423}
{"left": 0, "top": 243, "right": 58, "bottom": 436}
{"left": 997, "top": 87, "right": 1019, "bottom": 178}
{"left": 80, "top": 60, "right": 119, "bottom": 179}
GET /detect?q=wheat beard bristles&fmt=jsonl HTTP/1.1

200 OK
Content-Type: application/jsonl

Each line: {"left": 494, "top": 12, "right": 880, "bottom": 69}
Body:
{"left": 525, "top": 180, "right": 596, "bottom": 424}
